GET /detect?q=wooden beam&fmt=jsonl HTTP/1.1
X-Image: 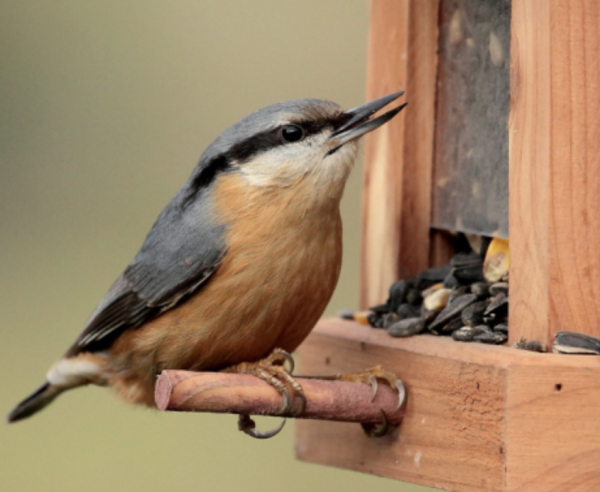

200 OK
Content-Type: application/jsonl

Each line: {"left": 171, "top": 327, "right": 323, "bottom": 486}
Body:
{"left": 296, "top": 318, "right": 600, "bottom": 492}
{"left": 509, "top": 0, "right": 600, "bottom": 344}
{"left": 360, "top": 0, "right": 439, "bottom": 308}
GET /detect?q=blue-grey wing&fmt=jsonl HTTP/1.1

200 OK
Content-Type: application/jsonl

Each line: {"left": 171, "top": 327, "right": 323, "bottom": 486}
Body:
{"left": 66, "top": 180, "right": 227, "bottom": 356}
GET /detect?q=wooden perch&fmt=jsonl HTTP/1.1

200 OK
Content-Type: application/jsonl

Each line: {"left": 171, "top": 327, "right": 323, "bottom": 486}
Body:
{"left": 155, "top": 370, "right": 405, "bottom": 425}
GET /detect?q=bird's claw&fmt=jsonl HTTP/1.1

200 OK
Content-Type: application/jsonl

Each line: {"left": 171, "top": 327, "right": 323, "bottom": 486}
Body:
{"left": 368, "top": 375, "right": 378, "bottom": 402}
{"left": 298, "top": 365, "right": 405, "bottom": 437}
{"left": 238, "top": 414, "right": 286, "bottom": 439}
{"left": 338, "top": 365, "right": 406, "bottom": 414}
{"left": 224, "top": 348, "right": 305, "bottom": 439}
{"left": 361, "top": 410, "right": 389, "bottom": 438}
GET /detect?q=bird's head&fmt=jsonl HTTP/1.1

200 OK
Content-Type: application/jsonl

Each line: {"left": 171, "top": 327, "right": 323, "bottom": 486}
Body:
{"left": 191, "top": 92, "right": 406, "bottom": 196}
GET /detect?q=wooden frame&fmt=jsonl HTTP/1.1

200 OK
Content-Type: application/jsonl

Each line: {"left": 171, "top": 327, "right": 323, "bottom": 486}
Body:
{"left": 296, "top": 1, "right": 600, "bottom": 490}
{"left": 360, "top": 0, "right": 439, "bottom": 308}
{"left": 296, "top": 319, "right": 600, "bottom": 492}
{"left": 510, "top": 0, "right": 600, "bottom": 346}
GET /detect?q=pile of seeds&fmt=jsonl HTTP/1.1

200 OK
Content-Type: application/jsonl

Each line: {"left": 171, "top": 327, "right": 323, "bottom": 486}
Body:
{"left": 341, "top": 234, "right": 600, "bottom": 354}
{"left": 343, "top": 237, "right": 513, "bottom": 346}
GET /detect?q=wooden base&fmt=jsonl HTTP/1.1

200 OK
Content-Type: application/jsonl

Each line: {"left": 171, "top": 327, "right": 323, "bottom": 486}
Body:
{"left": 295, "top": 318, "right": 600, "bottom": 492}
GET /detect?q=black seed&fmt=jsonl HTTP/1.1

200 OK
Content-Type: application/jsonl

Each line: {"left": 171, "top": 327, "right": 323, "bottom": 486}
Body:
{"left": 484, "top": 293, "right": 509, "bottom": 317}
{"left": 387, "top": 317, "right": 425, "bottom": 337}
{"left": 420, "top": 305, "right": 440, "bottom": 324}
{"left": 471, "top": 282, "right": 491, "bottom": 298}
{"left": 473, "top": 324, "right": 492, "bottom": 335}
{"left": 489, "top": 282, "right": 509, "bottom": 296}
{"left": 397, "top": 303, "right": 421, "bottom": 319}
{"left": 493, "top": 323, "right": 508, "bottom": 334}
{"left": 443, "top": 272, "right": 460, "bottom": 289}
{"left": 366, "top": 313, "right": 383, "bottom": 328}
{"left": 524, "top": 341, "right": 547, "bottom": 353}
{"left": 429, "top": 293, "right": 478, "bottom": 331}
{"left": 461, "top": 301, "right": 489, "bottom": 327}
{"left": 474, "top": 331, "right": 507, "bottom": 344}
{"left": 452, "top": 264, "right": 485, "bottom": 283}
{"left": 483, "top": 314, "right": 507, "bottom": 328}
{"left": 451, "top": 252, "right": 483, "bottom": 268}
{"left": 553, "top": 331, "right": 600, "bottom": 354}
{"left": 448, "top": 285, "right": 470, "bottom": 303}
{"left": 453, "top": 326, "right": 475, "bottom": 342}
{"left": 382, "top": 312, "right": 400, "bottom": 329}
{"left": 388, "top": 280, "right": 411, "bottom": 311}
{"left": 441, "top": 317, "right": 464, "bottom": 333}
{"left": 413, "top": 264, "right": 453, "bottom": 290}
{"left": 479, "top": 236, "right": 493, "bottom": 257}
{"left": 405, "top": 288, "right": 423, "bottom": 306}
{"left": 338, "top": 310, "right": 355, "bottom": 320}
{"left": 369, "top": 303, "right": 392, "bottom": 314}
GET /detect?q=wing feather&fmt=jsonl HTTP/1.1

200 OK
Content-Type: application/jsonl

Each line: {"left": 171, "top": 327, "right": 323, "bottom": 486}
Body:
{"left": 66, "top": 173, "right": 227, "bottom": 357}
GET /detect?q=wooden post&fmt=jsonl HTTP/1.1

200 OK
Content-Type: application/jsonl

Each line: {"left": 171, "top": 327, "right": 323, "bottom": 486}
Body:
{"left": 360, "top": 0, "right": 439, "bottom": 308}
{"left": 509, "top": 0, "right": 600, "bottom": 345}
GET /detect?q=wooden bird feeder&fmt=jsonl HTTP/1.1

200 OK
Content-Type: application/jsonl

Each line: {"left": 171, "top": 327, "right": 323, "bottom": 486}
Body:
{"left": 295, "top": 1, "right": 600, "bottom": 491}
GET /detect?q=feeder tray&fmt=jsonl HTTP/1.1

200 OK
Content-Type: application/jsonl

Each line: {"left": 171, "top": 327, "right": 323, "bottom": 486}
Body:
{"left": 295, "top": 1, "right": 600, "bottom": 491}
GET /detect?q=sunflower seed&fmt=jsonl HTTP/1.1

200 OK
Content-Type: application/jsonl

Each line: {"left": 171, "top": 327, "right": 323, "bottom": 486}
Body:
{"left": 397, "top": 303, "right": 421, "bottom": 319}
{"left": 387, "top": 317, "right": 426, "bottom": 337}
{"left": 452, "top": 326, "right": 475, "bottom": 342}
{"left": 429, "top": 293, "right": 478, "bottom": 331}
{"left": 489, "top": 282, "right": 509, "bottom": 296}
{"left": 461, "top": 301, "right": 489, "bottom": 327}
{"left": 553, "top": 331, "right": 600, "bottom": 355}
{"left": 474, "top": 331, "right": 507, "bottom": 344}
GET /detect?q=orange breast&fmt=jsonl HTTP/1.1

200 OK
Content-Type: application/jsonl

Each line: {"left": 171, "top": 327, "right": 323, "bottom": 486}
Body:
{"left": 107, "top": 172, "right": 343, "bottom": 405}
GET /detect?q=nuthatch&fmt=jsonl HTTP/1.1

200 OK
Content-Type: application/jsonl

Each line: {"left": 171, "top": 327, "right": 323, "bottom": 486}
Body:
{"left": 8, "top": 91, "right": 406, "bottom": 435}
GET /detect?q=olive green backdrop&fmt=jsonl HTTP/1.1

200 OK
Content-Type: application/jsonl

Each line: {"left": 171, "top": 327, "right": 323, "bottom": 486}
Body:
{"left": 1, "top": 2, "right": 432, "bottom": 491}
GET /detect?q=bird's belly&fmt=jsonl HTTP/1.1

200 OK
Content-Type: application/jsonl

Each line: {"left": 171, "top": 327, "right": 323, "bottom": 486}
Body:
{"left": 173, "top": 221, "right": 342, "bottom": 371}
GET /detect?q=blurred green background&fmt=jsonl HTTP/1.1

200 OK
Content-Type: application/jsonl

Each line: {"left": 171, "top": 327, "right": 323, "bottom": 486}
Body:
{"left": 1, "top": 2, "right": 432, "bottom": 491}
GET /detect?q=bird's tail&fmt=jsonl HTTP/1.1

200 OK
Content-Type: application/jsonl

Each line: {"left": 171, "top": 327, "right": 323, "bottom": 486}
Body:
{"left": 7, "top": 382, "right": 64, "bottom": 423}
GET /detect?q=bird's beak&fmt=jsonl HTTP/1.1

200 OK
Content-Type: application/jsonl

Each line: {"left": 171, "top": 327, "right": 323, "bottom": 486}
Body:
{"left": 328, "top": 91, "right": 407, "bottom": 152}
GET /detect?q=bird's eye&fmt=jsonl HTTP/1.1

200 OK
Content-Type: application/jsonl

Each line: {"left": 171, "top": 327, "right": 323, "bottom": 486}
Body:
{"left": 280, "top": 124, "right": 304, "bottom": 143}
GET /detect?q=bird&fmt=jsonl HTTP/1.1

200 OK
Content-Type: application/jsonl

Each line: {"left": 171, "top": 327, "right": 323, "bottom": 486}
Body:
{"left": 8, "top": 91, "right": 406, "bottom": 436}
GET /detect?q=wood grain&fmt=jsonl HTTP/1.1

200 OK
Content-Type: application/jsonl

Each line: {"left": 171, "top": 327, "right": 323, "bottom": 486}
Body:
{"left": 510, "top": 0, "right": 600, "bottom": 344}
{"left": 296, "top": 318, "right": 600, "bottom": 492}
{"left": 506, "top": 362, "right": 600, "bottom": 492}
{"left": 360, "top": 0, "right": 439, "bottom": 308}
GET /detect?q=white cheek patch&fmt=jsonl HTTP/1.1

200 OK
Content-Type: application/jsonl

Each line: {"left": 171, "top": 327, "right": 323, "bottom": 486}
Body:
{"left": 323, "top": 140, "right": 358, "bottom": 174}
{"left": 238, "top": 135, "right": 359, "bottom": 188}
{"left": 239, "top": 151, "right": 303, "bottom": 187}
{"left": 47, "top": 358, "right": 103, "bottom": 388}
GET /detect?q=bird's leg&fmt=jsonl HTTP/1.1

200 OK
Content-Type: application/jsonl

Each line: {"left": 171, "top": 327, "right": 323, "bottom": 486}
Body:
{"left": 300, "top": 365, "right": 405, "bottom": 437}
{"left": 222, "top": 348, "right": 306, "bottom": 439}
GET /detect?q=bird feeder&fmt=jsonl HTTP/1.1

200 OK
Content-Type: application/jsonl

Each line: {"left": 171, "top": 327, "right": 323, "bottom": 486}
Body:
{"left": 295, "top": 1, "right": 600, "bottom": 491}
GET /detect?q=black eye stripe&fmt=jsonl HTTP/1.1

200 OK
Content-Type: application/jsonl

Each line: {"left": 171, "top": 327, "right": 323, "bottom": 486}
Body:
{"left": 181, "top": 112, "right": 353, "bottom": 209}
{"left": 224, "top": 120, "right": 334, "bottom": 163}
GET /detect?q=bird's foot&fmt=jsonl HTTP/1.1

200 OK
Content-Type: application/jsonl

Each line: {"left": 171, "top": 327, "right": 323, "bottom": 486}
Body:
{"left": 334, "top": 365, "right": 406, "bottom": 411}
{"left": 304, "top": 365, "right": 405, "bottom": 437}
{"left": 223, "top": 348, "right": 305, "bottom": 439}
